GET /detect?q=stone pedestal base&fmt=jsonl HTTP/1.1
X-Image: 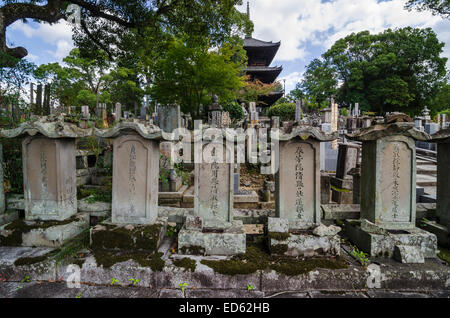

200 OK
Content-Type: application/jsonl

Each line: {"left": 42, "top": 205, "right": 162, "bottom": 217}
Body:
{"left": 420, "top": 219, "right": 449, "bottom": 248}
{"left": 178, "top": 216, "right": 246, "bottom": 256}
{"left": 267, "top": 217, "right": 341, "bottom": 257}
{"left": 344, "top": 220, "right": 437, "bottom": 262}
{"left": 90, "top": 217, "right": 167, "bottom": 252}
{"left": 0, "top": 213, "right": 89, "bottom": 248}
{"left": 0, "top": 210, "right": 19, "bottom": 226}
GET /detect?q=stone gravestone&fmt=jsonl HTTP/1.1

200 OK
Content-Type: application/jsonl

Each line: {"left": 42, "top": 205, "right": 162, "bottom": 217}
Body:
{"left": 158, "top": 104, "right": 181, "bottom": 133}
{"left": 330, "top": 143, "right": 359, "bottom": 204}
{"left": 268, "top": 126, "right": 341, "bottom": 256}
{"left": 295, "top": 100, "right": 302, "bottom": 123}
{"left": 91, "top": 121, "right": 167, "bottom": 253}
{"left": 0, "top": 117, "right": 91, "bottom": 246}
{"left": 95, "top": 122, "right": 161, "bottom": 225}
{"left": 345, "top": 121, "right": 437, "bottom": 261}
{"left": 425, "top": 129, "right": 450, "bottom": 247}
{"left": 0, "top": 144, "right": 15, "bottom": 226}
{"left": 178, "top": 130, "right": 246, "bottom": 255}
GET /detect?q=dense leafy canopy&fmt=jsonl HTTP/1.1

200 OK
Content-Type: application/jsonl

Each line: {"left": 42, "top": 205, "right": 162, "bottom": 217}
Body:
{"left": 299, "top": 27, "right": 448, "bottom": 116}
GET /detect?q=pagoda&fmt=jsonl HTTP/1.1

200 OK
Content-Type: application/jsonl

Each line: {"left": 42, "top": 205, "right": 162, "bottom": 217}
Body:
{"left": 243, "top": 2, "right": 284, "bottom": 109}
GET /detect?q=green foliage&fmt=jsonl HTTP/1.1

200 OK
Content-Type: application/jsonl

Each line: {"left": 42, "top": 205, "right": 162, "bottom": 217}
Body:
{"left": 405, "top": 0, "right": 450, "bottom": 18}
{"left": 300, "top": 27, "right": 448, "bottom": 116}
{"left": 267, "top": 102, "right": 296, "bottom": 121}
{"left": 222, "top": 101, "right": 245, "bottom": 123}
{"left": 350, "top": 247, "right": 370, "bottom": 266}
{"left": 110, "top": 278, "right": 119, "bottom": 286}
{"left": 150, "top": 36, "right": 247, "bottom": 117}
{"left": 247, "top": 284, "right": 255, "bottom": 291}
{"left": 129, "top": 278, "right": 140, "bottom": 286}
{"left": 21, "top": 275, "right": 30, "bottom": 283}
{"left": 179, "top": 282, "right": 189, "bottom": 293}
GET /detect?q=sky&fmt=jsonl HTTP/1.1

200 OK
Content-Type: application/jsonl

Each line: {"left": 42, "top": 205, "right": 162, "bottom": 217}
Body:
{"left": 5, "top": 0, "right": 450, "bottom": 93}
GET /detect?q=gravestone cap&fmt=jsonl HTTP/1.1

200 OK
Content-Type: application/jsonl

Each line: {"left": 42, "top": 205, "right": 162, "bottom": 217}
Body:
{"left": 276, "top": 126, "right": 338, "bottom": 142}
{"left": 429, "top": 128, "right": 450, "bottom": 143}
{"left": 0, "top": 115, "right": 93, "bottom": 139}
{"left": 346, "top": 122, "right": 430, "bottom": 142}
{"left": 94, "top": 120, "right": 161, "bottom": 140}
{"left": 385, "top": 112, "right": 412, "bottom": 124}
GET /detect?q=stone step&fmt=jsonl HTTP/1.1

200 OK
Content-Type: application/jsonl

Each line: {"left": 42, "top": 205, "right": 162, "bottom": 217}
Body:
{"left": 416, "top": 175, "right": 436, "bottom": 187}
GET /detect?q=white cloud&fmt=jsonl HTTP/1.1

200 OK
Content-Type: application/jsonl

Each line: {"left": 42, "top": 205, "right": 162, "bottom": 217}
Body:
{"left": 238, "top": 0, "right": 447, "bottom": 63}
{"left": 279, "top": 71, "right": 304, "bottom": 93}
{"left": 9, "top": 20, "right": 74, "bottom": 61}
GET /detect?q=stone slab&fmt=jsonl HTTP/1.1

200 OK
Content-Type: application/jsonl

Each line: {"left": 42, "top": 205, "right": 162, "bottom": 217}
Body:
{"left": 321, "top": 204, "right": 360, "bottom": 220}
{"left": 344, "top": 220, "right": 437, "bottom": 259}
{"left": 0, "top": 213, "right": 89, "bottom": 248}
{"left": 394, "top": 245, "right": 424, "bottom": 264}
{"left": 178, "top": 222, "right": 246, "bottom": 256}
{"left": 0, "top": 210, "right": 19, "bottom": 226}
{"left": 269, "top": 233, "right": 341, "bottom": 257}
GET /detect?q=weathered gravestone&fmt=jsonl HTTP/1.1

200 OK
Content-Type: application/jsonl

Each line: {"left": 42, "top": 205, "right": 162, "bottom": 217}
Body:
{"left": 268, "top": 126, "right": 341, "bottom": 256}
{"left": 422, "top": 129, "right": 450, "bottom": 247}
{"left": 95, "top": 121, "right": 162, "bottom": 225}
{"left": 91, "top": 120, "right": 167, "bottom": 252}
{"left": 345, "top": 121, "right": 437, "bottom": 262}
{"left": 330, "top": 143, "right": 359, "bottom": 204}
{"left": 178, "top": 129, "right": 245, "bottom": 255}
{"left": 158, "top": 104, "right": 181, "bottom": 133}
{"left": 0, "top": 116, "right": 91, "bottom": 247}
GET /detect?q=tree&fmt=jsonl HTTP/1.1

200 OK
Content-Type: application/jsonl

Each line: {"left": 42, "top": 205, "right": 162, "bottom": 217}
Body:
{"left": 300, "top": 58, "right": 338, "bottom": 107}
{"left": 34, "top": 48, "right": 134, "bottom": 111}
{"left": 0, "top": 52, "right": 35, "bottom": 120}
{"left": 150, "top": 36, "right": 247, "bottom": 117}
{"left": 237, "top": 79, "right": 280, "bottom": 107}
{"left": 0, "top": 0, "right": 252, "bottom": 66}
{"left": 299, "top": 27, "right": 447, "bottom": 116}
{"left": 405, "top": 0, "right": 450, "bottom": 18}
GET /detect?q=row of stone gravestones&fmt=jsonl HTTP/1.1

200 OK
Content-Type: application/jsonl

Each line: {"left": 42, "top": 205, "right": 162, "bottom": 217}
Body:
{"left": 0, "top": 115, "right": 449, "bottom": 262}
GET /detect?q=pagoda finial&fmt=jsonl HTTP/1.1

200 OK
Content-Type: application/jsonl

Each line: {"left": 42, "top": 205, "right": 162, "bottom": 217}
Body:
{"left": 245, "top": 1, "right": 252, "bottom": 38}
{"left": 247, "top": 1, "right": 250, "bottom": 19}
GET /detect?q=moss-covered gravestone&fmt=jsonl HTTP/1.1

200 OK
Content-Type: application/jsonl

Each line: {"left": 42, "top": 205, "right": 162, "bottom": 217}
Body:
{"left": 178, "top": 129, "right": 246, "bottom": 256}
{"left": 92, "top": 120, "right": 167, "bottom": 252}
{"left": 268, "top": 126, "right": 341, "bottom": 257}
{"left": 345, "top": 121, "right": 437, "bottom": 262}
{"left": 0, "top": 116, "right": 91, "bottom": 247}
{"left": 422, "top": 129, "right": 450, "bottom": 247}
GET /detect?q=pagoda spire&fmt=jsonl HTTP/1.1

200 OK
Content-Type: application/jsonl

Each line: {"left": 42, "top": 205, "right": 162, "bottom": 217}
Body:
{"left": 246, "top": 1, "right": 252, "bottom": 38}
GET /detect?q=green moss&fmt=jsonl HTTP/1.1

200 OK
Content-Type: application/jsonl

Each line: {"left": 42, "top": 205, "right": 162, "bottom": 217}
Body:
{"left": 271, "top": 258, "right": 347, "bottom": 276}
{"left": 13, "top": 249, "right": 60, "bottom": 266}
{"left": 173, "top": 258, "right": 197, "bottom": 272}
{"left": 179, "top": 245, "right": 205, "bottom": 256}
{"left": 1, "top": 216, "right": 81, "bottom": 246}
{"left": 91, "top": 224, "right": 162, "bottom": 251}
{"left": 92, "top": 249, "right": 165, "bottom": 271}
{"left": 200, "top": 243, "right": 348, "bottom": 276}
{"left": 77, "top": 186, "right": 111, "bottom": 203}
{"left": 335, "top": 220, "right": 345, "bottom": 227}
{"left": 437, "top": 246, "right": 450, "bottom": 264}
{"left": 268, "top": 232, "right": 290, "bottom": 241}
{"left": 270, "top": 244, "right": 288, "bottom": 255}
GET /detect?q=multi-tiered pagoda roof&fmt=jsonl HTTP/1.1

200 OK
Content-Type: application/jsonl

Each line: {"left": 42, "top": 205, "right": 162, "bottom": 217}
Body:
{"left": 242, "top": 3, "right": 283, "bottom": 108}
